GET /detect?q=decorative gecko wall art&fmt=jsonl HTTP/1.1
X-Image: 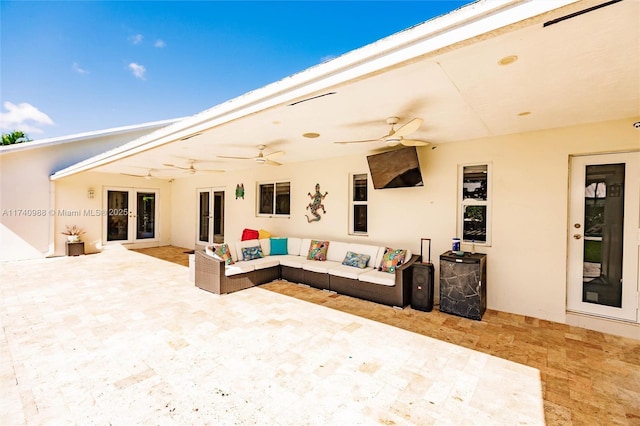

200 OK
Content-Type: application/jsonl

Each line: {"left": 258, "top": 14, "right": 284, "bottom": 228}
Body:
{"left": 305, "top": 183, "right": 328, "bottom": 223}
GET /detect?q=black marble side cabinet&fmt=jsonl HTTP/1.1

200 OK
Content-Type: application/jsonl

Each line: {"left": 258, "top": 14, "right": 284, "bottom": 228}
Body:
{"left": 439, "top": 251, "right": 486, "bottom": 320}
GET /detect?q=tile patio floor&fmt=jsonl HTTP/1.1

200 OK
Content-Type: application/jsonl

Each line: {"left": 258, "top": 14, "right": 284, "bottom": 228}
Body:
{"left": 1, "top": 246, "right": 639, "bottom": 425}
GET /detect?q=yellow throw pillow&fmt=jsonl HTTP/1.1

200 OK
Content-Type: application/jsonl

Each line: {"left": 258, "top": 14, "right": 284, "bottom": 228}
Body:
{"left": 258, "top": 229, "right": 272, "bottom": 239}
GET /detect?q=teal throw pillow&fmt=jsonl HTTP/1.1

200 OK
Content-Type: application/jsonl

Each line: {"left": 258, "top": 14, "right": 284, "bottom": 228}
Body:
{"left": 270, "top": 237, "right": 288, "bottom": 255}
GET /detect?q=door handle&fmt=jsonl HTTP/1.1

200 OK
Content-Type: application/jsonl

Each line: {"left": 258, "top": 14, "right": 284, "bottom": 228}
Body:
{"left": 573, "top": 234, "right": 582, "bottom": 239}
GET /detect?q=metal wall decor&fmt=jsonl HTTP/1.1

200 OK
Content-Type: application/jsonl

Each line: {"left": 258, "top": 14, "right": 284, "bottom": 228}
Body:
{"left": 235, "top": 183, "right": 245, "bottom": 199}
{"left": 305, "top": 183, "right": 328, "bottom": 223}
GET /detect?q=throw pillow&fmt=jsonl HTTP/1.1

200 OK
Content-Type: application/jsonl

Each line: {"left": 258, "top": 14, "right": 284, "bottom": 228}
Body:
{"left": 342, "top": 251, "right": 371, "bottom": 269}
{"left": 241, "top": 228, "right": 259, "bottom": 241}
{"left": 259, "top": 229, "right": 272, "bottom": 239}
{"left": 270, "top": 237, "right": 288, "bottom": 255}
{"left": 378, "top": 247, "right": 407, "bottom": 273}
{"left": 241, "top": 246, "right": 264, "bottom": 261}
{"left": 307, "top": 240, "right": 329, "bottom": 261}
{"left": 213, "top": 243, "right": 234, "bottom": 265}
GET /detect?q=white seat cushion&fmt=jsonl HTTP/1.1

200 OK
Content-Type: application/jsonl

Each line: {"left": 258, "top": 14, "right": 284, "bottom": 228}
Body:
{"left": 328, "top": 264, "right": 374, "bottom": 280}
{"left": 303, "top": 260, "right": 341, "bottom": 274}
{"left": 246, "top": 256, "right": 280, "bottom": 270}
{"left": 225, "top": 262, "right": 255, "bottom": 276}
{"left": 278, "top": 254, "right": 311, "bottom": 268}
{"left": 357, "top": 269, "right": 396, "bottom": 286}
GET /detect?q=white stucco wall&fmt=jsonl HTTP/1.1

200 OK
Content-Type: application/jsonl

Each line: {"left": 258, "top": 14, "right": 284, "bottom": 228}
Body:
{"left": 52, "top": 172, "right": 173, "bottom": 256}
{"left": 0, "top": 127, "right": 173, "bottom": 261}
{"left": 170, "top": 117, "right": 639, "bottom": 336}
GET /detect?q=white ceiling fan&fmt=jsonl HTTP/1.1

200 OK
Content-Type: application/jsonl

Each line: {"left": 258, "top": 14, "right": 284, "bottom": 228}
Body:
{"left": 162, "top": 159, "right": 224, "bottom": 174}
{"left": 217, "top": 144, "right": 284, "bottom": 166}
{"left": 334, "top": 117, "right": 430, "bottom": 147}
{"left": 120, "top": 169, "right": 167, "bottom": 180}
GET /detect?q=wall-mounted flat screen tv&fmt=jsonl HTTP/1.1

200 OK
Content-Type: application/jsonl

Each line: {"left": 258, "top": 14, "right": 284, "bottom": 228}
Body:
{"left": 366, "top": 146, "right": 424, "bottom": 189}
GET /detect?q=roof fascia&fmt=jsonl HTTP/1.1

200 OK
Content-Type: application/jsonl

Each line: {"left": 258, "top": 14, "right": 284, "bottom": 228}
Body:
{"left": 50, "top": 0, "right": 581, "bottom": 181}
{"left": 0, "top": 118, "right": 184, "bottom": 155}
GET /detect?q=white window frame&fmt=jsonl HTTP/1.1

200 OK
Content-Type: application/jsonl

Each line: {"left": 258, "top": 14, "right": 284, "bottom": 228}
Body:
{"left": 457, "top": 163, "right": 492, "bottom": 246}
{"left": 256, "top": 180, "right": 291, "bottom": 218}
{"left": 349, "top": 173, "right": 369, "bottom": 235}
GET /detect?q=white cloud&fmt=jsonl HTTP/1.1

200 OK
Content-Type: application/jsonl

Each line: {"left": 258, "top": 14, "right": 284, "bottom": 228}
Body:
{"left": 129, "top": 34, "right": 144, "bottom": 45}
{"left": 128, "top": 62, "right": 146, "bottom": 80}
{"left": 72, "top": 62, "right": 89, "bottom": 75}
{"left": 154, "top": 39, "right": 166, "bottom": 48}
{"left": 0, "top": 101, "right": 55, "bottom": 134}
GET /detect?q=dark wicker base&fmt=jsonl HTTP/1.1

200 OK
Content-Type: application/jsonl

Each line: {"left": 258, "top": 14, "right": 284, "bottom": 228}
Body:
{"left": 195, "top": 251, "right": 417, "bottom": 307}
{"left": 195, "top": 251, "right": 278, "bottom": 295}
{"left": 303, "top": 269, "right": 331, "bottom": 290}
{"left": 281, "top": 265, "right": 304, "bottom": 284}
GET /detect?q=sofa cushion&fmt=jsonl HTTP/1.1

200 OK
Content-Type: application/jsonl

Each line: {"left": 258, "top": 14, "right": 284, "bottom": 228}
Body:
{"left": 378, "top": 247, "right": 407, "bottom": 273}
{"left": 358, "top": 269, "right": 396, "bottom": 286}
{"left": 303, "top": 260, "right": 341, "bottom": 274}
{"left": 328, "top": 264, "right": 374, "bottom": 280}
{"left": 224, "top": 262, "right": 255, "bottom": 276}
{"left": 278, "top": 254, "right": 311, "bottom": 269}
{"left": 287, "top": 237, "right": 302, "bottom": 256}
{"left": 342, "top": 251, "right": 370, "bottom": 269}
{"left": 307, "top": 240, "right": 330, "bottom": 261}
{"left": 241, "top": 246, "right": 264, "bottom": 261}
{"left": 246, "top": 256, "right": 280, "bottom": 270}
{"left": 326, "top": 241, "right": 349, "bottom": 262}
{"left": 299, "top": 238, "right": 313, "bottom": 257}
{"left": 270, "top": 237, "right": 288, "bottom": 255}
{"left": 259, "top": 238, "right": 271, "bottom": 256}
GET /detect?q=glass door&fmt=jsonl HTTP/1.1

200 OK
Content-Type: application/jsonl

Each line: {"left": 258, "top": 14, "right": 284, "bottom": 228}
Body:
{"left": 197, "top": 188, "right": 224, "bottom": 245}
{"left": 107, "top": 190, "right": 130, "bottom": 242}
{"left": 136, "top": 192, "right": 156, "bottom": 240}
{"left": 105, "top": 188, "right": 159, "bottom": 244}
{"left": 567, "top": 152, "right": 639, "bottom": 322}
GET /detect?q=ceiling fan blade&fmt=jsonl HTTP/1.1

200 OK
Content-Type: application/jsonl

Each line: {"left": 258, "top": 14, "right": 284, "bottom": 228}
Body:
{"left": 264, "top": 159, "right": 282, "bottom": 166}
{"left": 197, "top": 168, "right": 226, "bottom": 173}
{"left": 400, "top": 138, "right": 430, "bottom": 147}
{"left": 216, "top": 155, "right": 253, "bottom": 160}
{"left": 334, "top": 138, "right": 382, "bottom": 145}
{"left": 264, "top": 150, "right": 284, "bottom": 160}
{"left": 121, "top": 173, "right": 145, "bottom": 177}
{"left": 163, "top": 163, "right": 191, "bottom": 170}
{"left": 394, "top": 118, "right": 423, "bottom": 137}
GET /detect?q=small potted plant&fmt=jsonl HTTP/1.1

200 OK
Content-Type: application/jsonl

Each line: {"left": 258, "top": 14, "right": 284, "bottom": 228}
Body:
{"left": 61, "top": 225, "right": 86, "bottom": 243}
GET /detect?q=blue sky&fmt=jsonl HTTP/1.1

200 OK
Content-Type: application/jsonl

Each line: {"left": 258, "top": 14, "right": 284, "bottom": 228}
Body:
{"left": 1, "top": 1, "right": 470, "bottom": 140}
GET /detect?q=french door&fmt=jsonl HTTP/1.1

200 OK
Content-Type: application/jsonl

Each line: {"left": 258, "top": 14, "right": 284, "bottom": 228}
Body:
{"left": 196, "top": 188, "right": 225, "bottom": 245}
{"left": 567, "top": 152, "right": 639, "bottom": 322}
{"left": 104, "top": 188, "right": 159, "bottom": 243}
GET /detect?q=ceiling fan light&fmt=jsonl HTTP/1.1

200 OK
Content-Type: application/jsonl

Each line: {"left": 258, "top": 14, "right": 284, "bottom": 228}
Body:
{"left": 386, "top": 138, "right": 401, "bottom": 146}
{"left": 256, "top": 157, "right": 266, "bottom": 164}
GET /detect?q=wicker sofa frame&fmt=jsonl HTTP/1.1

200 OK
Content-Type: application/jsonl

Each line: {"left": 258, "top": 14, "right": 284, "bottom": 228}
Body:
{"left": 195, "top": 249, "right": 418, "bottom": 308}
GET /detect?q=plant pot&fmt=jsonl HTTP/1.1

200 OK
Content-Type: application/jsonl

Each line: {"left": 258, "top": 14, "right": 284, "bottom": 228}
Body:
{"left": 67, "top": 235, "right": 80, "bottom": 243}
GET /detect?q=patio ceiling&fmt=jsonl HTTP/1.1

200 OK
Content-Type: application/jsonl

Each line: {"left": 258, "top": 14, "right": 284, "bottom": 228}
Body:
{"left": 61, "top": 0, "right": 639, "bottom": 180}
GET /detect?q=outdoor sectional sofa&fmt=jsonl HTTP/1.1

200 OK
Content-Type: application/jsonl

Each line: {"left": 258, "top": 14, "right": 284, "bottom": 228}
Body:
{"left": 194, "top": 237, "right": 418, "bottom": 308}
